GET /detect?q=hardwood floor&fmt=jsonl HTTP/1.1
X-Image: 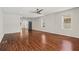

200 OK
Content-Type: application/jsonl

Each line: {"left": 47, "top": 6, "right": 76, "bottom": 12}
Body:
{"left": 0, "top": 30, "right": 79, "bottom": 51}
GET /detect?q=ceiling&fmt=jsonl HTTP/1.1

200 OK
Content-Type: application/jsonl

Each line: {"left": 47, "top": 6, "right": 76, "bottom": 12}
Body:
{"left": 2, "top": 7, "right": 73, "bottom": 17}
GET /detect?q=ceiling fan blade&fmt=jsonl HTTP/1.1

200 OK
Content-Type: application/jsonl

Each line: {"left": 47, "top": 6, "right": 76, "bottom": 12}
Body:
{"left": 37, "top": 9, "right": 43, "bottom": 13}
{"left": 31, "top": 9, "right": 43, "bottom": 14}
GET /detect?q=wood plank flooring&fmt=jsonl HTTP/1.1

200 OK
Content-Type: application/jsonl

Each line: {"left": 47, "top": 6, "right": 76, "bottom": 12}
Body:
{"left": 0, "top": 30, "right": 79, "bottom": 51}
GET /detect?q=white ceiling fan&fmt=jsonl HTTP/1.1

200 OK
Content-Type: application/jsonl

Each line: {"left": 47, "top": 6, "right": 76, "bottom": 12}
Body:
{"left": 32, "top": 8, "right": 43, "bottom": 14}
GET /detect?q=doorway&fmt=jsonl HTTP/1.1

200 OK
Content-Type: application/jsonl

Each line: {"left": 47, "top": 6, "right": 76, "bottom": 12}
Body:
{"left": 28, "top": 21, "right": 32, "bottom": 31}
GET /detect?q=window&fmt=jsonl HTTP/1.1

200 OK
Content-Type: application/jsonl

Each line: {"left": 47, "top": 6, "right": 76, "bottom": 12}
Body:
{"left": 62, "top": 15, "right": 72, "bottom": 30}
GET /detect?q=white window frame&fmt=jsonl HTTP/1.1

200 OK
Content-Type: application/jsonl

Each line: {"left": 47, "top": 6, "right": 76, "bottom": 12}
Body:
{"left": 62, "top": 15, "right": 72, "bottom": 30}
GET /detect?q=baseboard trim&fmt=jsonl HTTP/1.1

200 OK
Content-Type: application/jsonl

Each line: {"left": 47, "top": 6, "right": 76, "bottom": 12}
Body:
{"left": 0, "top": 34, "right": 4, "bottom": 42}
{"left": 32, "top": 29, "right": 79, "bottom": 39}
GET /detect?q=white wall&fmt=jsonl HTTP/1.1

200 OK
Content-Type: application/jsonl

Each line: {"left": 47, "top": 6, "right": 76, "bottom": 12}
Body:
{"left": 0, "top": 8, "right": 3, "bottom": 42}
{"left": 32, "top": 18, "right": 41, "bottom": 30}
{"left": 33, "top": 8, "right": 79, "bottom": 38}
{"left": 3, "top": 14, "right": 21, "bottom": 33}
{"left": 3, "top": 7, "right": 79, "bottom": 38}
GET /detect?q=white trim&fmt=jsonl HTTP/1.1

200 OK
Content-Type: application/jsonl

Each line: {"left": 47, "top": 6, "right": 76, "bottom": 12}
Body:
{"left": 33, "top": 29, "right": 79, "bottom": 38}
{"left": 0, "top": 33, "right": 4, "bottom": 42}
{"left": 61, "top": 15, "right": 72, "bottom": 30}
{"left": 4, "top": 31, "right": 20, "bottom": 34}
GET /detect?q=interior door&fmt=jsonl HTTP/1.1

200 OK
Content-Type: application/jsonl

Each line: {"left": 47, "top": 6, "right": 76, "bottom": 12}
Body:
{"left": 28, "top": 21, "right": 32, "bottom": 31}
